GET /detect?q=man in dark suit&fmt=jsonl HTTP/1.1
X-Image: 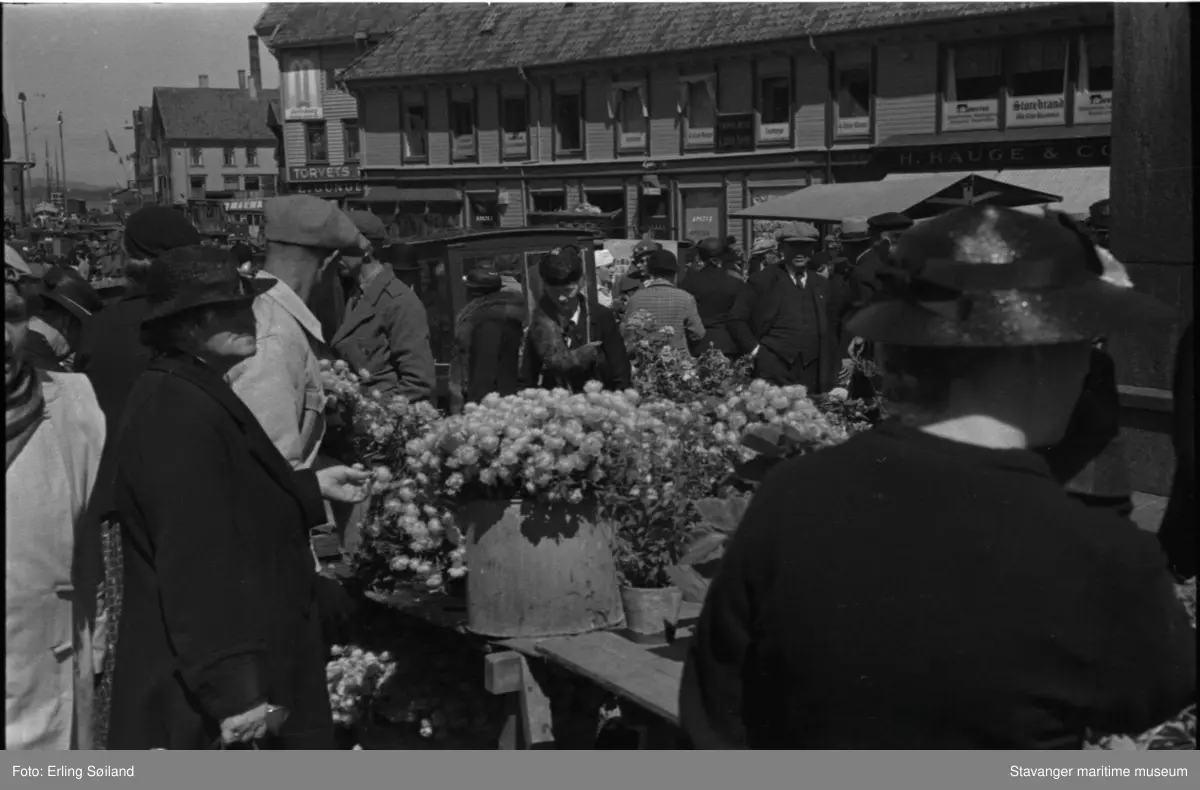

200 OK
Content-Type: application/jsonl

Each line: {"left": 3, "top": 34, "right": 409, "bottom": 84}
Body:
{"left": 727, "top": 222, "right": 836, "bottom": 394}
{"left": 681, "top": 237, "right": 745, "bottom": 357}
{"left": 851, "top": 211, "right": 914, "bottom": 305}
{"left": 518, "top": 246, "right": 631, "bottom": 392}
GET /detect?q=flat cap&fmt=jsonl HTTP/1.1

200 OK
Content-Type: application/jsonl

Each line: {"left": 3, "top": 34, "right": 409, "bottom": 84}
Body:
{"left": 776, "top": 221, "right": 820, "bottom": 242}
{"left": 265, "top": 195, "right": 361, "bottom": 250}
{"left": 347, "top": 210, "right": 388, "bottom": 242}
{"left": 867, "top": 212, "right": 914, "bottom": 232}
{"left": 750, "top": 237, "right": 778, "bottom": 255}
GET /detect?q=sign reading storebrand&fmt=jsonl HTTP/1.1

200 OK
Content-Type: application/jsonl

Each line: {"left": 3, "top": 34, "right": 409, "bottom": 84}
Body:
{"left": 890, "top": 138, "right": 1111, "bottom": 171}
{"left": 1006, "top": 94, "right": 1067, "bottom": 129}
{"left": 288, "top": 165, "right": 361, "bottom": 182}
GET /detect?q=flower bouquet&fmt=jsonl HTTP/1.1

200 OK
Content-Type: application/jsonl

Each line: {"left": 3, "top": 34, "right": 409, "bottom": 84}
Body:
{"left": 326, "top": 645, "right": 398, "bottom": 730}
{"left": 623, "top": 310, "right": 754, "bottom": 404}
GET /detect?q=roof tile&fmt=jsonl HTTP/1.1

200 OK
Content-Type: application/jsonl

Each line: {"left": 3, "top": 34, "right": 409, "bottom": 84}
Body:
{"left": 153, "top": 87, "right": 281, "bottom": 143}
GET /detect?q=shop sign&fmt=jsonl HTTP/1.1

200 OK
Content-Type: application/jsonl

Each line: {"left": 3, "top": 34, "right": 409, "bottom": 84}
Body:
{"left": 619, "top": 131, "right": 646, "bottom": 150}
{"left": 835, "top": 114, "right": 871, "bottom": 138}
{"left": 291, "top": 181, "right": 363, "bottom": 196}
{"left": 758, "top": 122, "right": 790, "bottom": 144}
{"left": 283, "top": 53, "right": 323, "bottom": 122}
{"left": 289, "top": 164, "right": 360, "bottom": 182}
{"left": 1074, "top": 90, "right": 1113, "bottom": 124}
{"left": 715, "top": 113, "right": 754, "bottom": 153}
{"left": 683, "top": 191, "right": 721, "bottom": 242}
{"left": 891, "top": 138, "right": 1110, "bottom": 171}
{"left": 686, "top": 127, "right": 715, "bottom": 147}
{"left": 1006, "top": 94, "right": 1067, "bottom": 129}
{"left": 470, "top": 198, "right": 499, "bottom": 229}
{"left": 942, "top": 99, "right": 999, "bottom": 132}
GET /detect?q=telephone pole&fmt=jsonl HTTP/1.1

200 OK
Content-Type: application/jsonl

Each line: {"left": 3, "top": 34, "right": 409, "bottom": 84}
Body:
{"left": 57, "top": 112, "right": 67, "bottom": 202}
{"left": 43, "top": 138, "right": 50, "bottom": 201}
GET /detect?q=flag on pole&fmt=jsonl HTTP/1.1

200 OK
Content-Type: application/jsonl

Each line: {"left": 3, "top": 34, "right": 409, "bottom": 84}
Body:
{"left": 106, "top": 130, "right": 119, "bottom": 156}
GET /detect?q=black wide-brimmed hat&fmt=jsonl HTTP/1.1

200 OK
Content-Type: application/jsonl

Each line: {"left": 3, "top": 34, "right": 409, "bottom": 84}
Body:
{"left": 40, "top": 265, "right": 104, "bottom": 320}
{"left": 845, "top": 205, "right": 1173, "bottom": 347}
{"left": 142, "top": 245, "right": 274, "bottom": 324}
{"left": 464, "top": 261, "right": 503, "bottom": 292}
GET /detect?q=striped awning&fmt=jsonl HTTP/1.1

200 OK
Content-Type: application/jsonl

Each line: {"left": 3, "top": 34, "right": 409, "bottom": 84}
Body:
{"left": 225, "top": 199, "right": 264, "bottom": 212}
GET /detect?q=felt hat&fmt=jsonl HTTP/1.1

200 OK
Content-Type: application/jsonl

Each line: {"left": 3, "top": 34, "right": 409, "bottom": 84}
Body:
{"left": 539, "top": 246, "right": 584, "bottom": 286}
{"left": 839, "top": 216, "right": 871, "bottom": 242}
{"left": 40, "top": 266, "right": 104, "bottom": 320}
{"left": 464, "top": 261, "right": 503, "bottom": 293}
{"left": 645, "top": 249, "right": 680, "bottom": 275}
{"left": 776, "top": 222, "right": 820, "bottom": 243}
{"left": 696, "top": 237, "right": 726, "bottom": 260}
{"left": 347, "top": 210, "right": 388, "bottom": 243}
{"left": 142, "top": 245, "right": 274, "bottom": 324}
{"left": 264, "top": 195, "right": 361, "bottom": 250}
{"left": 123, "top": 206, "right": 202, "bottom": 260}
{"left": 845, "top": 205, "right": 1172, "bottom": 347}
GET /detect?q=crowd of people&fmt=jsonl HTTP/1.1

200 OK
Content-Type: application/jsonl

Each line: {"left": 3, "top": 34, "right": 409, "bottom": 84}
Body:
{"left": 5, "top": 194, "right": 1194, "bottom": 751}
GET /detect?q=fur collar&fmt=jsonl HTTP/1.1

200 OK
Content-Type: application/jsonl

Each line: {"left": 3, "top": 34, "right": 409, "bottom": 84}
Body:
{"left": 455, "top": 289, "right": 526, "bottom": 349}
{"left": 526, "top": 297, "right": 598, "bottom": 378}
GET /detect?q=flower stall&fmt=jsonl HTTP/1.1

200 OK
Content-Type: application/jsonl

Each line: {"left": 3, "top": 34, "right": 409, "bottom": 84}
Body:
{"left": 318, "top": 313, "right": 1195, "bottom": 751}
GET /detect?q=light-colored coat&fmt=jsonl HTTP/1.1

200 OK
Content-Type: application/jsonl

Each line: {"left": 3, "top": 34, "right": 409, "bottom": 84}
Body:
{"left": 6, "top": 370, "right": 105, "bottom": 750}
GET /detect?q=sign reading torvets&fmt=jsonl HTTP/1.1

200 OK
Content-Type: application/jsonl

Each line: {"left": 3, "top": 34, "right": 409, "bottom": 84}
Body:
{"left": 288, "top": 164, "right": 361, "bottom": 182}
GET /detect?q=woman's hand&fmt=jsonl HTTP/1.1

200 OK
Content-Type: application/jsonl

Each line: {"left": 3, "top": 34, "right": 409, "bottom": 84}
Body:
{"left": 316, "top": 465, "right": 372, "bottom": 503}
{"left": 220, "top": 703, "right": 269, "bottom": 745}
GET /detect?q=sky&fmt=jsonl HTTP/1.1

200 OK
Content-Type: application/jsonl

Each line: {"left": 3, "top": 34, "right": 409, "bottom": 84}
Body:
{"left": 3, "top": 2, "right": 281, "bottom": 189}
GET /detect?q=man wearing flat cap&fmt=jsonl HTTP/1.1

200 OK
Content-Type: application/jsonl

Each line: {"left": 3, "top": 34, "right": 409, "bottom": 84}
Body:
{"left": 227, "top": 195, "right": 362, "bottom": 473}
{"left": 622, "top": 249, "right": 706, "bottom": 353}
{"left": 727, "top": 221, "right": 837, "bottom": 393}
{"left": 331, "top": 210, "right": 435, "bottom": 403}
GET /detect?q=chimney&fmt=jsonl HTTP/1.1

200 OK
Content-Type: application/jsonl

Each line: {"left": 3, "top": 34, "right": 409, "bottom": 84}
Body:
{"left": 248, "top": 35, "right": 261, "bottom": 100}
{"left": 238, "top": 70, "right": 247, "bottom": 90}
{"left": 198, "top": 74, "right": 209, "bottom": 88}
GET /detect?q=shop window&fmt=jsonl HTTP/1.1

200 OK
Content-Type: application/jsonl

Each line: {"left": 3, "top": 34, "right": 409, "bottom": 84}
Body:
{"left": 615, "top": 84, "right": 647, "bottom": 152}
{"left": 1079, "top": 31, "right": 1113, "bottom": 93}
{"left": 403, "top": 100, "right": 428, "bottom": 162}
{"left": 586, "top": 191, "right": 624, "bottom": 214}
{"left": 834, "top": 50, "right": 872, "bottom": 139}
{"left": 554, "top": 89, "right": 583, "bottom": 155}
{"left": 246, "top": 147, "right": 258, "bottom": 167}
{"left": 531, "top": 191, "right": 566, "bottom": 213}
{"left": 244, "top": 175, "right": 261, "bottom": 192}
{"left": 223, "top": 175, "right": 240, "bottom": 191}
{"left": 450, "top": 98, "right": 476, "bottom": 160}
{"left": 189, "top": 176, "right": 207, "bottom": 200}
{"left": 501, "top": 95, "right": 529, "bottom": 158}
{"left": 942, "top": 44, "right": 1003, "bottom": 132}
{"left": 223, "top": 147, "right": 237, "bottom": 167}
{"left": 680, "top": 189, "right": 723, "bottom": 243}
{"left": 306, "top": 121, "right": 328, "bottom": 162}
{"left": 682, "top": 77, "right": 716, "bottom": 148}
{"left": 262, "top": 174, "right": 277, "bottom": 195}
{"left": 757, "top": 75, "right": 791, "bottom": 144}
{"left": 1009, "top": 38, "right": 1068, "bottom": 97}
{"left": 189, "top": 147, "right": 203, "bottom": 167}
{"left": 469, "top": 198, "right": 500, "bottom": 229}
{"left": 343, "top": 121, "right": 360, "bottom": 162}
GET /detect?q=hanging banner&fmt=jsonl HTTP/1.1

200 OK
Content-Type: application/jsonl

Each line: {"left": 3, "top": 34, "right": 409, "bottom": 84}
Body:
{"left": 283, "top": 53, "right": 323, "bottom": 121}
{"left": 1074, "top": 90, "right": 1113, "bottom": 124}
{"left": 942, "top": 99, "right": 999, "bottom": 132}
{"left": 1006, "top": 94, "right": 1067, "bottom": 128}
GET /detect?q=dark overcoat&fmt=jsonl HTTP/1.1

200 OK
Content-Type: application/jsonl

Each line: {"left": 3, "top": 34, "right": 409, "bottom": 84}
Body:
{"left": 107, "top": 353, "right": 335, "bottom": 750}
{"left": 680, "top": 265, "right": 745, "bottom": 357}
{"left": 518, "top": 295, "right": 632, "bottom": 393}
{"left": 726, "top": 265, "right": 837, "bottom": 393}
{"left": 1159, "top": 321, "right": 1195, "bottom": 578}
{"left": 680, "top": 420, "right": 1195, "bottom": 749}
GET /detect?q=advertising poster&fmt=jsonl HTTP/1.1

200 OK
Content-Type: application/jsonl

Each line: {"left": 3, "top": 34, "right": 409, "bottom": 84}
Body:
{"left": 1074, "top": 90, "right": 1113, "bottom": 124}
{"left": 283, "top": 53, "right": 323, "bottom": 121}
{"left": 1006, "top": 94, "right": 1067, "bottom": 128}
{"left": 942, "top": 99, "right": 999, "bottom": 131}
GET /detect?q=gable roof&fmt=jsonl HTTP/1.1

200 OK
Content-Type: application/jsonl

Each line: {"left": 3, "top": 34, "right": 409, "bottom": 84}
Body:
{"left": 152, "top": 87, "right": 281, "bottom": 143}
{"left": 254, "top": 2, "right": 422, "bottom": 49}
{"left": 342, "top": 2, "right": 1070, "bottom": 82}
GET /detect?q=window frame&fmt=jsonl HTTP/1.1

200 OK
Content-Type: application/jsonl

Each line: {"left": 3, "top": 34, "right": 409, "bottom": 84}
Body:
{"left": 500, "top": 88, "right": 530, "bottom": 160}
{"left": 305, "top": 120, "right": 329, "bottom": 163}
{"left": 682, "top": 75, "right": 718, "bottom": 151}
{"left": 342, "top": 120, "right": 360, "bottom": 163}
{"left": 831, "top": 49, "right": 874, "bottom": 142}
{"left": 188, "top": 175, "right": 207, "bottom": 199}
{"left": 189, "top": 146, "right": 203, "bottom": 167}
{"left": 755, "top": 65, "right": 792, "bottom": 146}
{"left": 243, "top": 175, "right": 261, "bottom": 193}
{"left": 449, "top": 92, "right": 478, "bottom": 162}
{"left": 552, "top": 83, "right": 585, "bottom": 158}
{"left": 245, "top": 146, "right": 259, "bottom": 167}
{"left": 401, "top": 92, "right": 429, "bottom": 164}
{"left": 938, "top": 41, "right": 1006, "bottom": 133}
{"left": 1073, "top": 29, "right": 1114, "bottom": 125}
{"left": 262, "top": 174, "right": 277, "bottom": 195}
{"left": 222, "top": 174, "right": 241, "bottom": 191}
{"left": 613, "top": 78, "right": 648, "bottom": 154}
{"left": 223, "top": 146, "right": 237, "bottom": 167}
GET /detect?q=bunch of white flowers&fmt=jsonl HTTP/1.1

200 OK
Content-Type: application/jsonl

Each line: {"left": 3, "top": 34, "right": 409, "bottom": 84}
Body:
{"left": 708, "top": 380, "right": 850, "bottom": 457}
{"left": 326, "top": 645, "right": 398, "bottom": 728}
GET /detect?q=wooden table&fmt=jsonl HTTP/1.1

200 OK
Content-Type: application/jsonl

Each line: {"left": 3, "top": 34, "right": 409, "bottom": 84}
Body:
{"left": 360, "top": 583, "right": 699, "bottom": 749}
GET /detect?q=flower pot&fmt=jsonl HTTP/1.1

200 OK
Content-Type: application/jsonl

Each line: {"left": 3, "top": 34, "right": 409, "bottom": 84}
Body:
{"left": 462, "top": 498, "right": 625, "bottom": 639}
{"left": 620, "top": 585, "right": 682, "bottom": 646}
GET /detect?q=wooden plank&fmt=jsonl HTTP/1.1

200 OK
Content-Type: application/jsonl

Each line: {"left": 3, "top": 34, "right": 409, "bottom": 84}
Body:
{"left": 534, "top": 631, "right": 683, "bottom": 725}
{"left": 484, "top": 651, "right": 524, "bottom": 695}
{"left": 1118, "top": 385, "right": 1174, "bottom": 414}
{"left": 517, "top": 654, "right": 556, "bottom": 749}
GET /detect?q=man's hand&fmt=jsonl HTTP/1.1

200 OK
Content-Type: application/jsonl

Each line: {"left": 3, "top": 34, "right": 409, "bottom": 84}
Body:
{"left": 316, "top": 465, "right": 372, "bottom": 503}
{"left": 220, "top": 703, "right": 269, "bottom": 745}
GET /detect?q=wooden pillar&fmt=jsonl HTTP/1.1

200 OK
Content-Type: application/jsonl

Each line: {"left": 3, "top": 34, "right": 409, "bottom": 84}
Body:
{"left": 1107, "top": 3, "right": 1193, "bottom": 496}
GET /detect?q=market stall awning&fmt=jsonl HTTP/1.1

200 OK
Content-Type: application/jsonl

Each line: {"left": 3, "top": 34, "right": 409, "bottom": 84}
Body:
{"left": 731, "top": 173, "right": 1062, "bottom": 223}
{"left": 361, "top": 185, "right": 461, "bottom": 203}
{"left": 225, "top": 198, "right": 264, "bottom": 212}
{"left": 884, "top": 168, "right": 1108, "bottom": 218}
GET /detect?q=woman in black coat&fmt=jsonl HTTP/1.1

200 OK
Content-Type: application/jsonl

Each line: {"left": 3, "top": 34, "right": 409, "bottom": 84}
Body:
{"left": 107, "top": 246, "right": 370, "bottom": 750}
{"left": 681, "top": 208, "right": 1195, "bottom": 749}
{"left": 450, "top": 264, "right": 527, "bottom": 413}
